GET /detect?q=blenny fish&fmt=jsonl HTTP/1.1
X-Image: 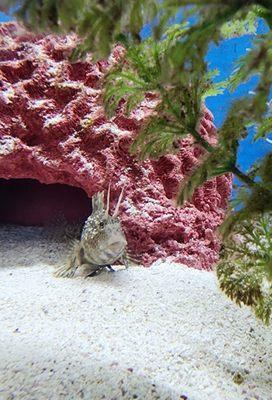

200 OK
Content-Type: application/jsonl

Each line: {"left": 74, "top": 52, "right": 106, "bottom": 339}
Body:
{"left": 55, "top": 186, "right": 130, "bottom": 278}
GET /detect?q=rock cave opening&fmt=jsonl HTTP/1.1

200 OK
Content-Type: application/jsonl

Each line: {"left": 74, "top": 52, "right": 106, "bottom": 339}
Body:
{"left": 0, "top": 178, "right": 92, "bottom": 226}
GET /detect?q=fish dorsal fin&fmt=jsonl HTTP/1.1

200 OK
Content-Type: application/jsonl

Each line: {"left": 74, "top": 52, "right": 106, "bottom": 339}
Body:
{"left": 92, "top": 191, "right": 105, "bottom": 213}
{"left": 106, "top": 183, "right": 111, "bottom": 216}
{"left": 112, "top": 186, "right": 125, "bottom": 217}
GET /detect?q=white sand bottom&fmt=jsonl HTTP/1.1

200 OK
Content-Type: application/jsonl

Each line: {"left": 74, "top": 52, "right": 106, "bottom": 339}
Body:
{"left": 0, "top": 226, "right": 271, "bottom": 400}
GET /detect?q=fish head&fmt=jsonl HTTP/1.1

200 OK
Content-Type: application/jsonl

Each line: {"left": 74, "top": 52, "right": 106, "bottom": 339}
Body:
{"left": 81, "top": 186, "right": 127, "bottom": 265}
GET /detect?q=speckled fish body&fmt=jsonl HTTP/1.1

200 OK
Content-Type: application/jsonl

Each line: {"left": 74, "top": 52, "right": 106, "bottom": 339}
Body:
{"left": 55, "top": 186, "right": 128, "bottom": 278}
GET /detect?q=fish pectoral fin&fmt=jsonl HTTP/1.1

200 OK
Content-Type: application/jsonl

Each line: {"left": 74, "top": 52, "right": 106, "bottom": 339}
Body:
{"left": 121, "top": 249, "right": 141, "bottom": 268}
{"left": 54, "top": 256, "right": 78, "bottom": 278}
{"left": 54, "top": 239, "right": 81, "bottom": 278}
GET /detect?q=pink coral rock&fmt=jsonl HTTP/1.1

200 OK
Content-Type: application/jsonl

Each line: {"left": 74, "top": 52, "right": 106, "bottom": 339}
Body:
{"left": 0, "top": 22, "right": 232, "bottom": 269}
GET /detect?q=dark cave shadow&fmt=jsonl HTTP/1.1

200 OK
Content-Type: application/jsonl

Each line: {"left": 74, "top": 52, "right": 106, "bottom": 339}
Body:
{"left": 0, "top": 178, "right": 92, "bottom": 226}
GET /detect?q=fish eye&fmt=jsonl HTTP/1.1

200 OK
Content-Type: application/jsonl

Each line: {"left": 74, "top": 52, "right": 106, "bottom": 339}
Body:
{"left": 99, "top": 221, "right": 105, "bottom": 228}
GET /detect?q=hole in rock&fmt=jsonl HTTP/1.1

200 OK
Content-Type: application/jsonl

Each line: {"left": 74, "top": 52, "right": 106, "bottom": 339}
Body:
{"left": 0, "top": 179, "right": 92, "bottom": 226}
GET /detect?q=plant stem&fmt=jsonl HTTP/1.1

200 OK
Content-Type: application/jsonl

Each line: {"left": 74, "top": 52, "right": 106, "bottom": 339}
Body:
{"left": 231, "top": 165, "right": 256, "bottom": 187}
{"left": 192, "top": 129, "right": 214, "bottom": 152}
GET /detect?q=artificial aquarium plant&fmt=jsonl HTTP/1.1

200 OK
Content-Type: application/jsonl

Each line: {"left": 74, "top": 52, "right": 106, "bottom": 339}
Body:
{"left": 2, "top": 0, "right": 272, "bottom": 323}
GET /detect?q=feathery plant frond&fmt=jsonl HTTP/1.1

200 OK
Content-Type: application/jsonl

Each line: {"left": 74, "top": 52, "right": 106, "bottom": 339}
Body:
{"left": 2, "top": 1, "right": 267, "bottom": 58}
{"left": 217, "top": 212, "right": 272, "bottom": 324}
{"left": 176, "top": 98, "right": 254, "bottom": 205}
{"left": 2, "top": 0, "right": 161, "bottom": 59}
{"left": 105, "top": 23, "right": 224, "bottom": 159}
{"left": 255, "top": 116, "right": 272, "bottom": 141}
{"left": 220, "top": 8, "right": 259, "bottom": 38}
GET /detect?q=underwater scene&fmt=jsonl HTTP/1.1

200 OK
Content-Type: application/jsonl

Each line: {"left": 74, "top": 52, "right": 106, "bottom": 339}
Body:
{"left": 0, "top": 2, "right": 271, "bottom": 400}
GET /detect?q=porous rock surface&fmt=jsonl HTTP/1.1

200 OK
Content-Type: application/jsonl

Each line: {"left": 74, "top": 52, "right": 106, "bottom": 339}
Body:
{"left": 0, "top": 22, "right": 232, "bottom": 268}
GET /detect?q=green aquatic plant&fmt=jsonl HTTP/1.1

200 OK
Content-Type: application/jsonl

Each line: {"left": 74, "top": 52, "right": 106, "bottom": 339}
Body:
{"left": 217, "top": 212, "right": 272, "bottom": 324}
{"left": 2, "top": 0, "right": 272, "bottom": 322}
